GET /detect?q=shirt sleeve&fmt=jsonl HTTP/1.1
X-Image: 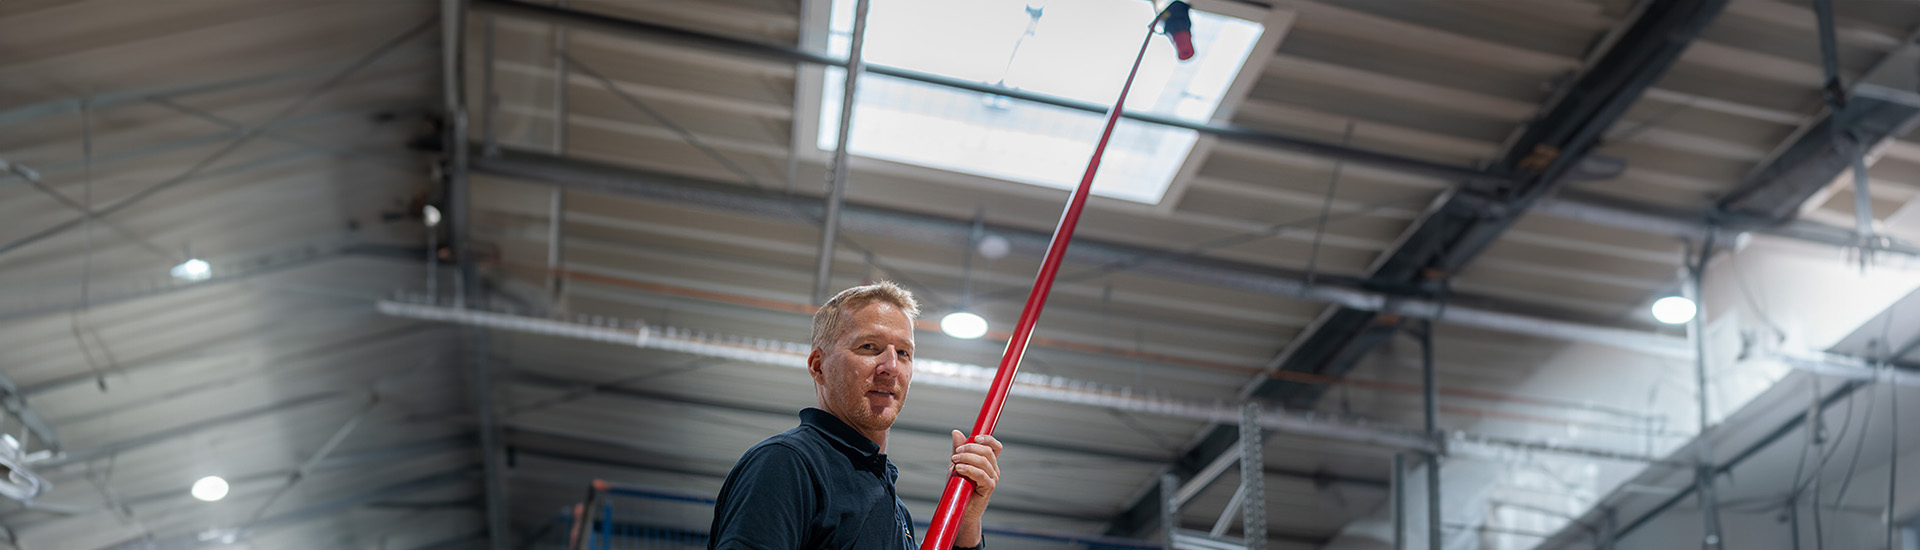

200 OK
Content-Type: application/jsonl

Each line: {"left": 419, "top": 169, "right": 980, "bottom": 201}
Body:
{"left": 710, "top": 443, "right": 817, "bottom": 550}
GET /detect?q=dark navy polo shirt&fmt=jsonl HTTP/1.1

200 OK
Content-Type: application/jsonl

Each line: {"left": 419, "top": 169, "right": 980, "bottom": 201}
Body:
{"left": 709, "top": 408, "right": 916, "bottom": 550}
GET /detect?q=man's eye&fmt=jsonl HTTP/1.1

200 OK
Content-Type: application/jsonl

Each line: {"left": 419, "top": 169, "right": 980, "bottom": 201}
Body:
{"left": 859, "top": 344, "right": 877, "bottom": 351}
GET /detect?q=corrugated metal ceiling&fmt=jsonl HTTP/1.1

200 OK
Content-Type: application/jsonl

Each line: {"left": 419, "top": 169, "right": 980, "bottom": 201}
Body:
{"left": 5, "top": 0, "right": 1920, "bottom": 548}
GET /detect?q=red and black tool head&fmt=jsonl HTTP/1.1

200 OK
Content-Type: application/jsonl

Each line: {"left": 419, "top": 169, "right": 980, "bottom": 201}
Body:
{"left": 1157, "top": 0, "right": 1195, "bottom": 60}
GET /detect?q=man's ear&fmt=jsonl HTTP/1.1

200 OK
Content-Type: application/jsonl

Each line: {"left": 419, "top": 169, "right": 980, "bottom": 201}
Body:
{"left": 807, "top": 348, "right": 826, "bottom": 384}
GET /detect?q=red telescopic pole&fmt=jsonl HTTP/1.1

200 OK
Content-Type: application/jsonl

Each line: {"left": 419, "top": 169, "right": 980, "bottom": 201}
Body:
{"left": 920, "top": 5, "right": 1190, "bottom": 547}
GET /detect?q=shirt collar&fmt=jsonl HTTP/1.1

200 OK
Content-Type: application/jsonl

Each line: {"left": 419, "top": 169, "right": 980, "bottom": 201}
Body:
{"left": 800, "top": 407, "right": 890, "bottom": 471}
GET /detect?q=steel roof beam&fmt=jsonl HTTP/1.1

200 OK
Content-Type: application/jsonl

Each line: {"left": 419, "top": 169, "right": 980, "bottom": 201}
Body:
{"left": 470, "top": 0, "right": 1912, "bottom": 256}
{"left": 466, "top": 0, "right": 1869, "bottom": 239}
{"left": 1719, "top": 95, "right": 1920, "bottom": 224}
{"left": 1251, "top": 0, "right": 1733, "bottom": 417}
{"left": 469, "top": 0, "right": 1510, "bottom": 188}
{"left": 442, "top": 2, "right": 511, "bottom": 548}
{"left": 470, "top": 149, "right": 1687, "bottom": 357}
{"left": 1109, "top": 0, "right": 1733, "bottom": 536}
{"left": 1719, "top": 2, "right": 1920, "bottom": 229}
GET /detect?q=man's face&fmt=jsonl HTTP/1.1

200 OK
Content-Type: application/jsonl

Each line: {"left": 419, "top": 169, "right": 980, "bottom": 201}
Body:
{"left": 809, "top": 301, "right": 915, "bottom": 440}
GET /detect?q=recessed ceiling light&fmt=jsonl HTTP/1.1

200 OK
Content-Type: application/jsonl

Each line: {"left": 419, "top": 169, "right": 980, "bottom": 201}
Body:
{"left": 1650, "top": 296, "right": 1696, "bottom": 325}
{"left": 191, "top": 476, "right": 229, "bottom": 502}
{"left": 171, "top": 259, "right": 212, "bottom": 282}
{"left": 941, "top": 311, "right": 989, "bottom": 339}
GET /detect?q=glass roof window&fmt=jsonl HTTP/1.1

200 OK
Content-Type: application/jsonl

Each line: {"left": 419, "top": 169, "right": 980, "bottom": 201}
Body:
{"left": 818, "top": 0, "right": 1265, "bottom": 204}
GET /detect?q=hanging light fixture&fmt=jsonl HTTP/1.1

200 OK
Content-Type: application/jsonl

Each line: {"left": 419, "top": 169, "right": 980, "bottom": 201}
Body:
{"left": 944, "top": 209, "right": 991, "bottom": 339}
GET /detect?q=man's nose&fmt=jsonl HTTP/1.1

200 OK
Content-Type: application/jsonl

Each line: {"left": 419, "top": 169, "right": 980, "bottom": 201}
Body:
{"left": 875, "top": 345, "right": 901, "bottom": 375}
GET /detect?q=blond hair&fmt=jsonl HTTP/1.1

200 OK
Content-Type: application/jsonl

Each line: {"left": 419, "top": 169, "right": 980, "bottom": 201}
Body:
{"left": 812, "top": 281, "right": 920, "bottom": 350}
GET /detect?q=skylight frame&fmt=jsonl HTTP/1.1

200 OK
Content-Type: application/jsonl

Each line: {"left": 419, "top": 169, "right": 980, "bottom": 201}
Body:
{"left": 790, "top": 0, "right": 1293, "bottom": 212}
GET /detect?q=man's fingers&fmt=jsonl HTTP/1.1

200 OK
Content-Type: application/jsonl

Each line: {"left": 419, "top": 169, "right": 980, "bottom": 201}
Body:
{"left": 953, "top": 445, "right": 995, "bottom": 463}
{"left": 955, "top": 443, "right": 997, "bottom": 459}
{"left": 956, "top": 433, "right": 1004, "bottom": 455}
{"left": 954, "top": 464, "right": 995, "bottom": 495}
{"left": 953, "top": 434, "right": 1003, "bottom": 502}
{"left": 972, "top": 434, "right": 1004, "bottom": 454}
{"left": 952, "top": 431, "right": 1004, "bottom": 497}
{"left": 952, "top": 449, "right": 999, "bottom": 479}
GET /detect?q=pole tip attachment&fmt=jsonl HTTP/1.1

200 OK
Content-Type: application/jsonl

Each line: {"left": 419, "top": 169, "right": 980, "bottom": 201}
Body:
{"left": 1158, "top": 1, "right": 1195, "bottom": 60}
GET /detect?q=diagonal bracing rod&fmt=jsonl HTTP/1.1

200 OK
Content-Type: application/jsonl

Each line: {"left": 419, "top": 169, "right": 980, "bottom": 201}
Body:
{"left": 0, "top": 19, "right": 433, "bottom": 259}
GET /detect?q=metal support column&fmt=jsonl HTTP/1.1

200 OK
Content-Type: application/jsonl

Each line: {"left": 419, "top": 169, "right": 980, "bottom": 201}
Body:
{"left": 1887, "top": 372, "right": 1900, "bottom": 550}
{"left": 445, "top": 1, "right": 509, "bottom": 548}
{"left": 444, "top": 2, "right": 475, "bottom": 309}
{"left": 1161, "top": 473, "right": 1179, "bottom": 550}
{"left": 548, "top": 186, "right": 565, "bottom": 309}
{"left": 811, "top": 0, "right": 869, "bottom": 304}
{"left": 1601, "top": 506, "right": 1617, "bottom": 550}
{"left": 426, "top": 210, "right": 439, "bottom": 302}
{"left": 470, "top": 279, "right": 509, "bottom": 550}
{"left": 1239, "top": 403, "right": 1266, "bottom": 549}
{"left": 1683, "top": 240, "right": 1722, "bottom": 550}
{"left": 482, "top": 14, "right": 498, "bottom": 156}
{"left": 552, "top": 0, "right": 569, "bottom": 154}
{"left": 1392, "top": 453, "right": 1406, "bottom": 550}
{"left": 1420, "top": 321, "right": 1441, "bottom": 550}
{"left": 1788, "top": 490, "right": 1801, "bottom": 550}
{"left": 1423, "top": 450, "right": 1441, "bottom": 548}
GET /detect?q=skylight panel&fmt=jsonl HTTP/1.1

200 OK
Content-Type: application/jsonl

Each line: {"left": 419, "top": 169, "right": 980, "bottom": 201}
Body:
{"left": 818, "top": 0, "right": 1264, "bottom": 204}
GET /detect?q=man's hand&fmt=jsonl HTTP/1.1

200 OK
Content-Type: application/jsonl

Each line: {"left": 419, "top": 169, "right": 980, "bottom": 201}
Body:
{"left": 950, "top": 430, "right": 1002, "bottom": 548}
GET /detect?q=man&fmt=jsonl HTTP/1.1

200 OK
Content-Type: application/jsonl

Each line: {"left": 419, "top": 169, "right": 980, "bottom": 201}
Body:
{"left": 709, "top": 281, "right": 1004, "bottom": 550}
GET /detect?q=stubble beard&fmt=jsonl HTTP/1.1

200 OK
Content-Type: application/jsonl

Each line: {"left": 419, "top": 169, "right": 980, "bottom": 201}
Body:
{"left": 831, "top": 372, "right": 905, "bottom": 436}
